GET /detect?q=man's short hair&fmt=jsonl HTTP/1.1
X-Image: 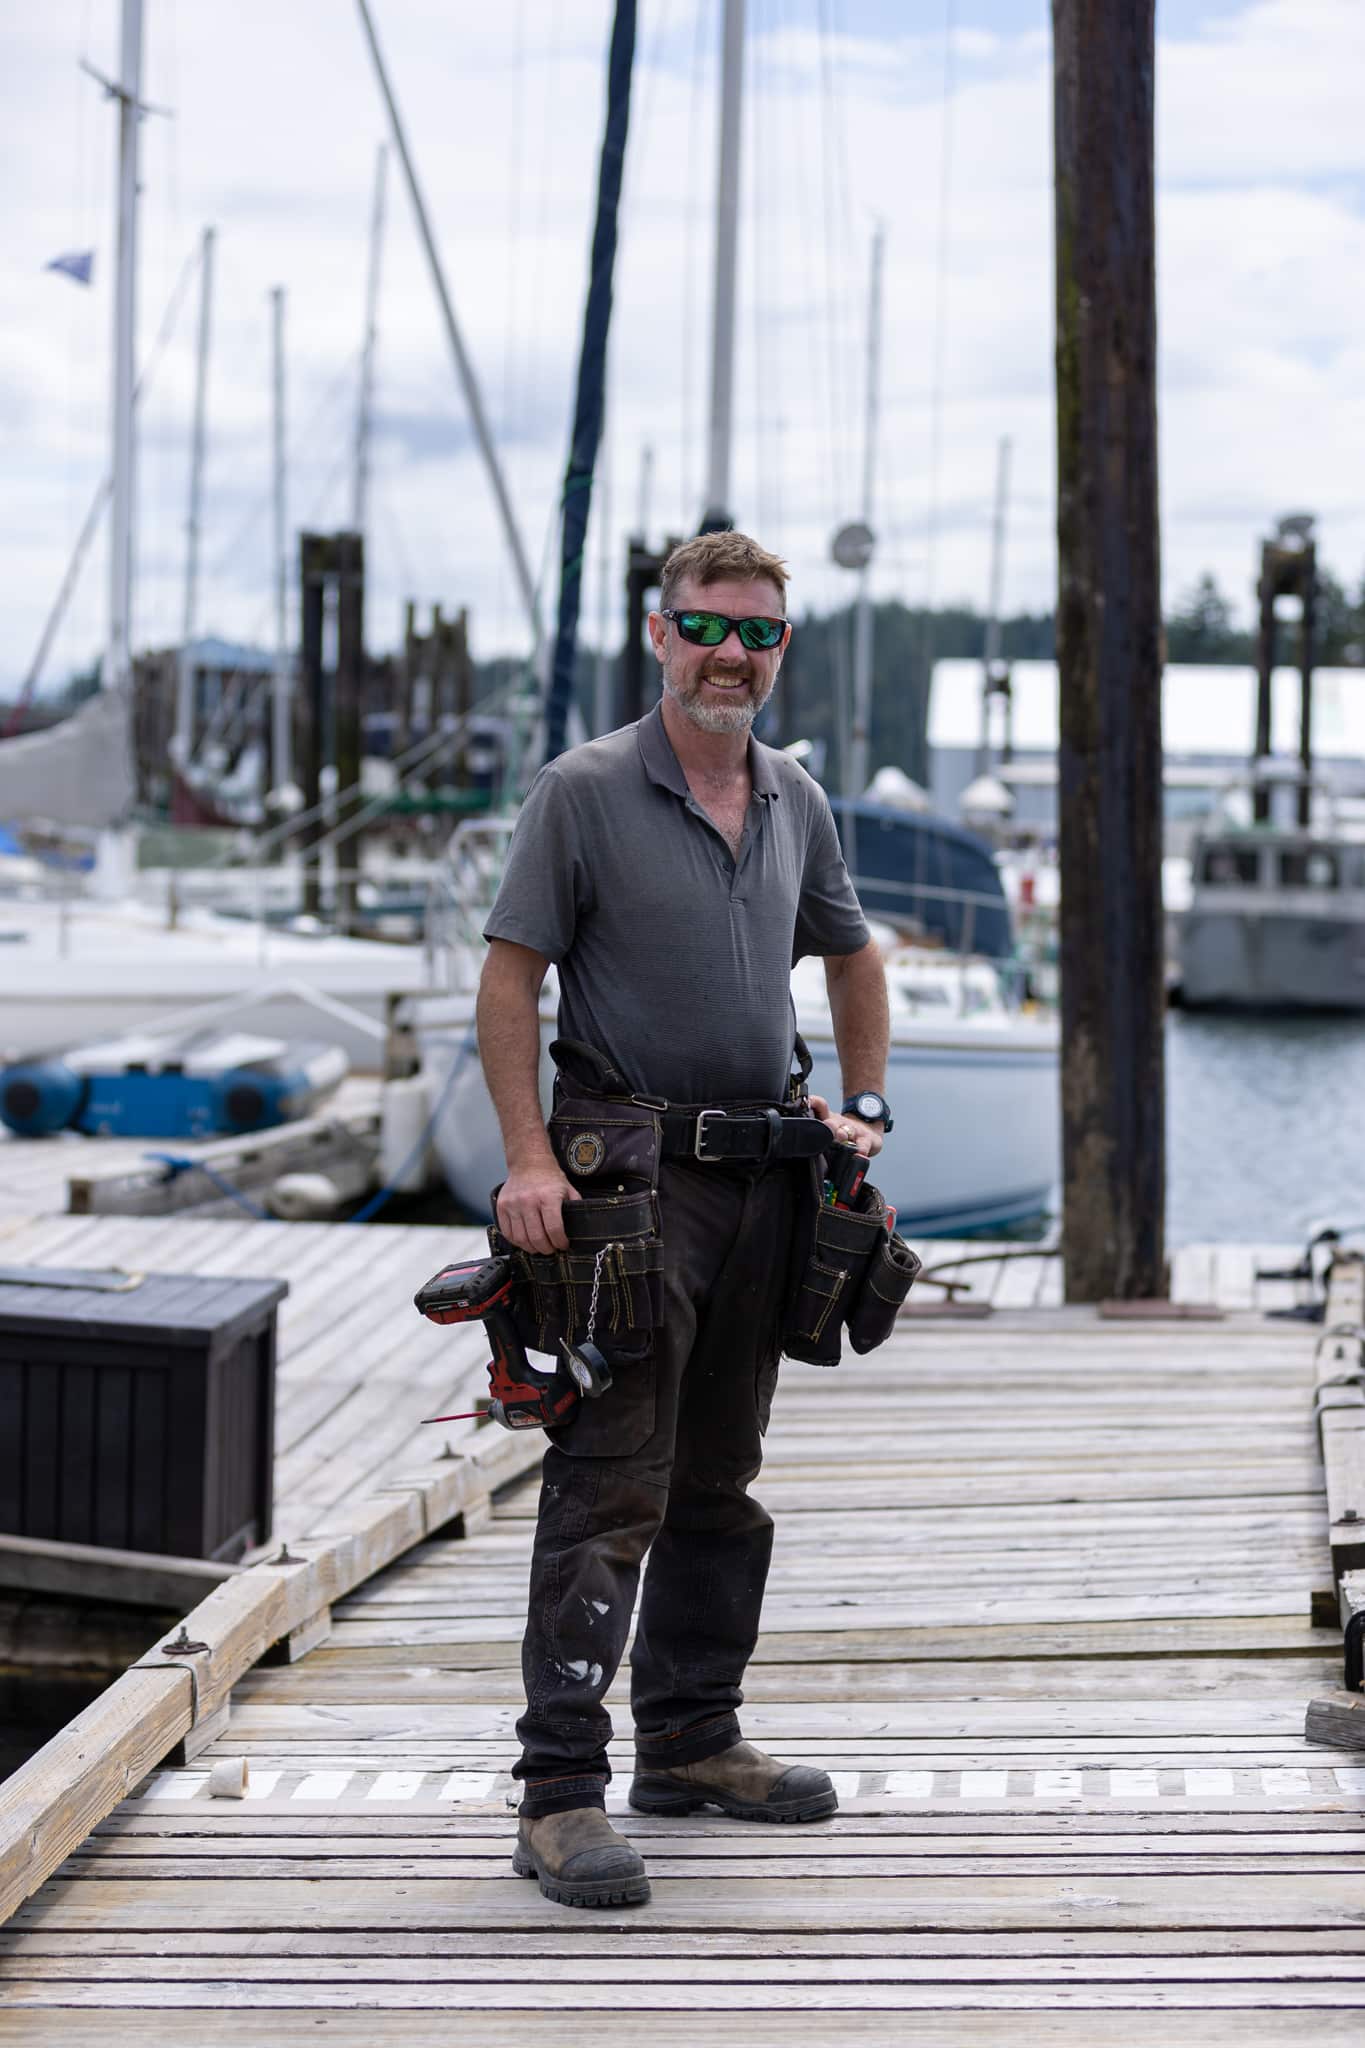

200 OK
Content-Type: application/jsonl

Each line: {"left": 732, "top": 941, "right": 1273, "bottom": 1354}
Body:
{"left": 658, "top": 531, "right": 789, "bottom": 614}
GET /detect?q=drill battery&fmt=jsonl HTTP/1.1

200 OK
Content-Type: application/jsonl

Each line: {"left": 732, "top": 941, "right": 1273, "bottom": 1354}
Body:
{"left": 415, "top": 1253, "right": 612, "bottom": 1431}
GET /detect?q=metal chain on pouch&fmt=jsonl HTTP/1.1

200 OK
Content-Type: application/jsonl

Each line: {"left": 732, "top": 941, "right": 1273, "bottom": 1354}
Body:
{"left": 584, "top": 1243, "right": 619, "bottom": 1347}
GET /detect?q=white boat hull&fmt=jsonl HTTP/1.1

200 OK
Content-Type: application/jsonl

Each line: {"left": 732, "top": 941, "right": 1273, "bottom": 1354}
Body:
{"left": 0, "top": 897, "right": 434, "bottom": 1070}
{"left": 419, "top": 999, "right": 1059, "bottom": 1237}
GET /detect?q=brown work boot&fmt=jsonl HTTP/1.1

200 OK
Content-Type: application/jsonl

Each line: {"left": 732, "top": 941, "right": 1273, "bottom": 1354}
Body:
{"left": 629, "top": 1738, "right": 838, "bottom": 1823}
{"left": 512, "top": 1805, "right": 651, "bottom": 1908}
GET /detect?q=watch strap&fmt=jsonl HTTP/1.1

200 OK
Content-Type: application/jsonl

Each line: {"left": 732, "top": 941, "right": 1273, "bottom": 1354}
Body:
{"left": 842, "top": 1091, "right": 894, "bottom": 1133}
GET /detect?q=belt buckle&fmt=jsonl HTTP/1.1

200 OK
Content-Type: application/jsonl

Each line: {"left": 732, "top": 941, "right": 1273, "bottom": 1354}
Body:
{"left": 694, "top": 1109, "right": 726, "bottom": 1161}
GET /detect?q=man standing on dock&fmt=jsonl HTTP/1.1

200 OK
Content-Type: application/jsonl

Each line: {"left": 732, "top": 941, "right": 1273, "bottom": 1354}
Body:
{"left": 477, "top": 530, "right": 891, "bottom": 1908}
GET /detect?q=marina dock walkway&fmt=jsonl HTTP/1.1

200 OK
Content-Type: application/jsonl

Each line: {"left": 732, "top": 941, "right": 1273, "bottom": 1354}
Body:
{"left": 1, "top": 1210, "right": 1362, "bottom": 2038}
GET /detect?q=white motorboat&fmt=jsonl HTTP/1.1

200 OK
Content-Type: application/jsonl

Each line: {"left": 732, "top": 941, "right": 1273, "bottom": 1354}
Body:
{"left": 412, "top": 916, "right": 1059, "bottom": 1237}
{"left": 0, "top": 887, "right": 435, "bottom": 1071}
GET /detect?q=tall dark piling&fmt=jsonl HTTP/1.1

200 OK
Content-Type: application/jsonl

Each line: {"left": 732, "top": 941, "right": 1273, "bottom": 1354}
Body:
{"left": 1052, "top": 0, "right": 1165, "bottom": 1300}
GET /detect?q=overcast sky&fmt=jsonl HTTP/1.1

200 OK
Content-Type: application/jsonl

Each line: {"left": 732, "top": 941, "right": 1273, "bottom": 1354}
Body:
{"left": 5, "top": 0, "right": 1364, "bottom": 694}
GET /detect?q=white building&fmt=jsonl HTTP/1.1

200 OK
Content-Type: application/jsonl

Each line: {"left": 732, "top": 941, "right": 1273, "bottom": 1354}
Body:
{"left": 928, "top": 659, "right": 1365, "bottom": 847}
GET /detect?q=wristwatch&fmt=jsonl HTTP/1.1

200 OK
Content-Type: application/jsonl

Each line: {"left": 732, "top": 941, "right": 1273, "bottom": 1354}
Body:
{"left": 842, "top": 1090, "right": 894, "bottom": 1133}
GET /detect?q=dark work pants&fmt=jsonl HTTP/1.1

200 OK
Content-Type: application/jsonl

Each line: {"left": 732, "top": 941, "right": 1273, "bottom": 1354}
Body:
{"left": 514, "top": 1157, "right": 803, "bottom": 1817}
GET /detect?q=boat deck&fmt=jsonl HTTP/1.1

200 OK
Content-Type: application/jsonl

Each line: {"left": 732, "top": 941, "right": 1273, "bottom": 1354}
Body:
{"left": 0, "top": 1215, "right": 1360, "bottom": 2039}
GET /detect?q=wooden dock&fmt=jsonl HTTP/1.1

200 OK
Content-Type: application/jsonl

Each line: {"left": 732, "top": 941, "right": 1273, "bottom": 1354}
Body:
{"left": 0, "top": 1204, "right": 1362, "bottom": 2038}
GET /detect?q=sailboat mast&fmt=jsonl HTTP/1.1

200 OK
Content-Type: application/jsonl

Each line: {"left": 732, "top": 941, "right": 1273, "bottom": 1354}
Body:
{"left": 108, "top": 0, "right": 144, "bottom": 695}
{"left": 352, "top": 143, "right": 388, "bottom": 539}
{"left": 542, "top": 0, "right": 638, "bottom": 764}
{"left": 175, "top": 225, "right": 215, "bottom": 761}
{"left": 701, "top": 0, "right": 745, "bottom": 532}
{"left": 355, "top": 0, "right": 541, "bottom": 648}
{"left": 270, "top": 285, "right": 293, "bottom": 793}
{"left": 848, "top": 223, "right": 884, "bottom": 801}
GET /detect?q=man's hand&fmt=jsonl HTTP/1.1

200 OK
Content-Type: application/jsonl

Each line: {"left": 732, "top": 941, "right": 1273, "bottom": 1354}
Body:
{"left": 495, "top": 1161, "right": 582, "bottom": 1255}
{"left": 809, "top": 1093, "right": 884, "bottom": 1160}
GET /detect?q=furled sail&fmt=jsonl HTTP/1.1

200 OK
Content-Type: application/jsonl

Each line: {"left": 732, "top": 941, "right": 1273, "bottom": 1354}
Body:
{"left": 0, "top": 685, "right": 135, "bottom": 829}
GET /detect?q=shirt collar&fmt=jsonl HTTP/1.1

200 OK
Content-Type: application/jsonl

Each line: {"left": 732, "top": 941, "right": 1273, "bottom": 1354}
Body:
{"left": 637, "top": 700, "right": 781, "bottom": 801}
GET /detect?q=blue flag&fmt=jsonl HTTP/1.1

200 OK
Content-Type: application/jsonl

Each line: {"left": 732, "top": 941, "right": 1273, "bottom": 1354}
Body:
{"left": 45, "top": 251, "right": 94, "bottom": 286}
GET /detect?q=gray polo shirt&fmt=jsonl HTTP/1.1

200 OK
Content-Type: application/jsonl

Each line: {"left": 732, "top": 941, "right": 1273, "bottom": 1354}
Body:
{"left": 483, "top": 702, "right": 870, "bottom": 1103}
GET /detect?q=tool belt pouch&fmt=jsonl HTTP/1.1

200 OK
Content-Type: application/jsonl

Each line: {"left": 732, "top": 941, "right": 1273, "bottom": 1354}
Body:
{"left": 488, "top": 1189, "right": 663, "bottom": 1365}
{"left": 487, "top": 1055, "right": 666, "bottom": 1364}
{"left": 784, "top": 1179, "right": 920, "bottom": 1366}
{"left": 847, "top": 1209, "right": 922, "bottom": 1355}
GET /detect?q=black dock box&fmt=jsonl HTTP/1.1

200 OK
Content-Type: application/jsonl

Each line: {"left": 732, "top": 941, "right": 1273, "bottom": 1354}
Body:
{"left": 0, "top": 1266, "right": 287, "bottom": 1562}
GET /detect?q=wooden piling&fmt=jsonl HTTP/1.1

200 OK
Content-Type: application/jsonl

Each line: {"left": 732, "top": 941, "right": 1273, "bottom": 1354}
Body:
{"left": 1052, "top": 0, "right": 1165, "bottom": 1301}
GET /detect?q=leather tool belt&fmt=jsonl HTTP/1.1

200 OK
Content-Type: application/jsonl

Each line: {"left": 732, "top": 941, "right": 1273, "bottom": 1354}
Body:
{"left": 659, "top": 1103, "right": 832, "bottom": 1166}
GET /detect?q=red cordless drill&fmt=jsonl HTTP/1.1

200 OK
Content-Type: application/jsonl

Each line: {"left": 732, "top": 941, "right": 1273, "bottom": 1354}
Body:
{"left": 414, "top": 1253, "right": 612, "bottom": 1431}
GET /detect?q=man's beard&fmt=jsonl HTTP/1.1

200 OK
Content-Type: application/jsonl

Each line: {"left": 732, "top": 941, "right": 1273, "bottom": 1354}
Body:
{"left": 661, "top": 662, "right": 775, "bottom": 735}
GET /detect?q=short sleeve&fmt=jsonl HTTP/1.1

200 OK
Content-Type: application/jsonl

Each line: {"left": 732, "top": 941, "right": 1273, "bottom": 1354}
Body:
{"left": 793, "top": 788, "right": 872, "bottom": 961}
{"left": 482, "top": 765, "right": 592, "bottom": 963}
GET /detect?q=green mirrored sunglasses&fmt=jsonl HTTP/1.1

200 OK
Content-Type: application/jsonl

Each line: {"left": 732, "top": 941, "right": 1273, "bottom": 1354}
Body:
{"left": 661, "top": 607, "right": 788, "bottom": 651}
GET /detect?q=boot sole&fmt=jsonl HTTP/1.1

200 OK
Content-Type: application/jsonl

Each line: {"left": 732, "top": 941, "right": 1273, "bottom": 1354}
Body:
{"left": 512, "top": 1845, "right": 651, "bottom": 1908}
{"left": 628, "top": 1776, "right": 838, "bottom": 1824}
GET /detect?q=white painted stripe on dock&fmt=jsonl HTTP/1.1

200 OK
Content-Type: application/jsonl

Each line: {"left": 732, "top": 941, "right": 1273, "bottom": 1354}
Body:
{"left": 1184, "top": 1767, "right": 1235, "bottom": 1795}
{"left": 959, "top": 1770, "right": 1010, "bottom": 1799}
{"left": 436, "top": 1772, "right": 498, "bottom": 1801}
{"left": 883, "top": 1771, "right": 933, "bottom": 1797}
{"left": 291, "top": 1771, "right": 353, "bottom": 1799}
{"left": 1033, "top": 1770, "right": 1084, "bottom": 1801}
{"left": 126, "top": 1761, "right": 1365, "bottom": 1807}
{"left": 366, "top": 1771, "right": 427, "bottom": 1801}
{"left": 1110, "top": 1769, "right": 1161, "bottom": 1798}
{"left": 1261, "top": 1766, "right": 1313, "bottom": 1798}
{"left": 140, "top": 1772, "right": 205, "bottom": 1799}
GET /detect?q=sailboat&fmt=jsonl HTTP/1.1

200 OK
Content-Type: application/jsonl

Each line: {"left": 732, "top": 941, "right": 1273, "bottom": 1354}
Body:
{"left": 0, "top": 1, "right": 446, "bottom": 1076}
{"left": 406, "top": 0, "right": 1060, "bottom": 1235}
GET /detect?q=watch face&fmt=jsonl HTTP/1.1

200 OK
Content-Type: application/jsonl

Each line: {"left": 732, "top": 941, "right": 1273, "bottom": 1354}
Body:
{"left": 856, "top": 1093, "right": 884, "bottom": 1120}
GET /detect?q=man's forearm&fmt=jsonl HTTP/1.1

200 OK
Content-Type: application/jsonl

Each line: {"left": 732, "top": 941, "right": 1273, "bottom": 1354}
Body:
{"left": 476, "top": 949, "right": 556, "bottom": 1171}
{"left": 826, "top": 941, "right": 890, "bottom": 1098}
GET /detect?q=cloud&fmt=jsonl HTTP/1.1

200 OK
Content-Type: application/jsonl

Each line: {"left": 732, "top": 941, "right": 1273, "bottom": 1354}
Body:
{"left": 1, "top": 0, "right": 1363, "bottom": 700}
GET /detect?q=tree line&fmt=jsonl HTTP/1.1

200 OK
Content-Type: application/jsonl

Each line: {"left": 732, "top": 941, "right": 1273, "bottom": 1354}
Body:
{"left": 9, "top": 568, "right": 1361, "bottom": 780}
{"left": 1163, "top": 569, "right": 1365, "bottom": 666}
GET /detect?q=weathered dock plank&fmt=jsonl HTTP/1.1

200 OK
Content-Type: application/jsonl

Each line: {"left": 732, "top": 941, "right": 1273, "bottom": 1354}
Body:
{"left": 1, "top": 1268, "right": 1362, "bottom": 2035}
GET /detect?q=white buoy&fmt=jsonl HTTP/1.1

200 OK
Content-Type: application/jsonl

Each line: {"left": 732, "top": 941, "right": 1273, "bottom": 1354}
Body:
{"left": 380, "top": 1072, "right": 434, "bottom": 1194}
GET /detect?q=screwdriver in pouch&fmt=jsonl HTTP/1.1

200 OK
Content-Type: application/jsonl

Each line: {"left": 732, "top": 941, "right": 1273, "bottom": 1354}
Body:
{"left": 823, "top": 1140, "right": 869, "bottom": 1210}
